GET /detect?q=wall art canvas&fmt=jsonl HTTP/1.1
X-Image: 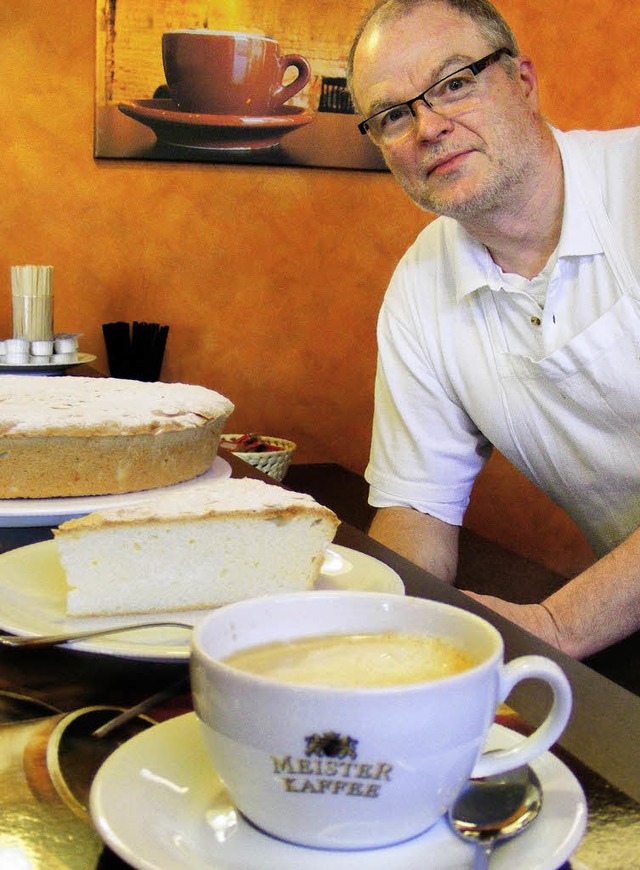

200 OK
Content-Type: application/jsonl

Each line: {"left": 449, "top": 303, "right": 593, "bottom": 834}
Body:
{"left": 94, "top": 0, "right": 386, "bottom": 171}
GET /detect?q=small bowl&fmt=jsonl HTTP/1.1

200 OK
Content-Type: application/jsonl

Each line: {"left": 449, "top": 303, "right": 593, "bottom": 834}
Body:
{"left": 220, "top": 434, "right": 296, "bottom": 482}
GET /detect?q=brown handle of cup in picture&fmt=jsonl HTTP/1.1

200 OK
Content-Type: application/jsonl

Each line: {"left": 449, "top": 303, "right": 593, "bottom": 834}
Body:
{"left": 270, "top": 54, "right": 311, "bottom": 112}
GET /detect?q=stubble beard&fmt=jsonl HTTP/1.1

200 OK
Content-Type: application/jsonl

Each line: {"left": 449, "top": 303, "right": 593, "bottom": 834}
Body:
{"left": 393, "top": 150, "right": 531, "bottom": 221}
{"left": 388, "top": 112, "right": 543, "bottom": 222}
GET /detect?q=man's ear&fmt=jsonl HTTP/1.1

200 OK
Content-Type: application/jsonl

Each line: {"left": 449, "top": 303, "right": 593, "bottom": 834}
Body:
{"left": 515, "top": 55, "right": 540, "bottom": 109}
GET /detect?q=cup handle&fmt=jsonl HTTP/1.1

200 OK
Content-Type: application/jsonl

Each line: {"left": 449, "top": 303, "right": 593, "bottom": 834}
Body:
{"left": 270, "top": 54, "right": 311, "bottom": 112}
{"left": 471, "top": 655, "right": 572, "bottom": 778}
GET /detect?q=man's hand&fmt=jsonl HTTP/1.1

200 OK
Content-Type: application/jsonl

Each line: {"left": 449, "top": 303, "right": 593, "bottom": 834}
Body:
{"left": 373, "top": 511, "right": 640, "bottom": 659}
{"left": 461, "top": 590, "right": 563, "bottom": 651}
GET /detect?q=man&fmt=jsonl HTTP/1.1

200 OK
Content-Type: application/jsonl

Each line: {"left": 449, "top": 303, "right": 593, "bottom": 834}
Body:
{"left": 348, "top": 0, "right": 640, "bottom": 659}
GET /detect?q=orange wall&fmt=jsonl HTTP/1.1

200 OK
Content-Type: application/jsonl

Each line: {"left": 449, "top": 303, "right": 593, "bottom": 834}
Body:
{"left": 2, "top": 1, "right": 637, "bottom": 575}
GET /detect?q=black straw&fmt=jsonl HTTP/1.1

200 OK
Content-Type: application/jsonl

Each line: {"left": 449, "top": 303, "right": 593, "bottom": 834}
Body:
{"left": 102, "top": 321, "right": 169, "bottom": 381}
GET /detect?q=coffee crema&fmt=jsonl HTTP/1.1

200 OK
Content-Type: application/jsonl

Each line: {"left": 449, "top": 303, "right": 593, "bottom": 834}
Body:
{"left": 222, "top": 632, "right": 476, "bottom": 688}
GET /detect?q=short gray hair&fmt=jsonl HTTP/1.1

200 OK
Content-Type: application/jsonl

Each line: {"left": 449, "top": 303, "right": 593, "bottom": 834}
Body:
{"left": 346, "top": 0, "right": 520, "bottom": 108}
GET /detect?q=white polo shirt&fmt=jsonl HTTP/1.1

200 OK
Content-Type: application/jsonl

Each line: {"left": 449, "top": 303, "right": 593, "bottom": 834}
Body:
{"left": 366, "top": 126, "right": 640, "bottom": 555}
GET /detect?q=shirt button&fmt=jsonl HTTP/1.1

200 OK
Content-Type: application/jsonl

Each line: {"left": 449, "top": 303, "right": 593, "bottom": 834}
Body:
{"left": 530, "top": 316, "right": 542, "bottom": 326}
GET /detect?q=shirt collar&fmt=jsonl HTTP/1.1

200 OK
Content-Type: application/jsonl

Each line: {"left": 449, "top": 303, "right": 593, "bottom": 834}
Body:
{"left": 451, "top": 126, "right": 603, "bottom": 302}
{"left": 552, "top": 127, "right": 603, "bottom": 258}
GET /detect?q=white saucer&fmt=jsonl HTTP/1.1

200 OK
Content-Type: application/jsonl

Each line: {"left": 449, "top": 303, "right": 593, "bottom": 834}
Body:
{"left": 0, "top": 544, "right": 403, "bottom": 661}
{"left": 91, "top": 713, "right": 587, "bottom": 870}
{"left": 0, "top": 456, "right": 231, "bottom": 527}
{"left": 118, "top": 99, "right": 314, "bottom": 150}
{"left": 0, "top": 352, "right": 96, "bottom": 375}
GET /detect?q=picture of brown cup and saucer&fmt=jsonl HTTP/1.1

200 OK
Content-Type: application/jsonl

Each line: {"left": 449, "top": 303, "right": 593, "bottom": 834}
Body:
{"left": 118, "top": 29, "right": 314, "bottom": 151}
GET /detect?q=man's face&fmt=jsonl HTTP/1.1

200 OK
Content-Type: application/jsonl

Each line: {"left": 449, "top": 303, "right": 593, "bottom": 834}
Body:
{"left": 351, "top": 3, "right": 543, "bottom": 220}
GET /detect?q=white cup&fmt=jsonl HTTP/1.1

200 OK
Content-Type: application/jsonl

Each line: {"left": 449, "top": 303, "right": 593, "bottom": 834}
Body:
{"left": 191, "top": 591, "right": 572, "bottom": 850}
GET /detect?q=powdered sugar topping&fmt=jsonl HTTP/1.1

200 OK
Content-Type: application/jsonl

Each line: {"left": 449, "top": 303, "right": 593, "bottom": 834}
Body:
{"left": 0, "top": 376, "right": 234, "bottom": 435}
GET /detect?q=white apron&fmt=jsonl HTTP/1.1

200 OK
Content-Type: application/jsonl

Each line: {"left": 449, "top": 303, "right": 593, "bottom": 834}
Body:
{"left": 478, "top": 134, "right": 640, "bottom": 557}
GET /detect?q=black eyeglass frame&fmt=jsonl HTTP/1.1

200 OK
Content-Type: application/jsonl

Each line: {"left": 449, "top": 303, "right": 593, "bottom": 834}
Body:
{"left": 357, "top": 47, "right": 514, "bottom": 136}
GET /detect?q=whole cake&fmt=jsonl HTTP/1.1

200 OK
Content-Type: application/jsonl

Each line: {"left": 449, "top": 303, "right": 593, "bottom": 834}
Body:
{"left": 0, "top": 376, "right": 234, "bottom": 498}
{"left": 53, "top": 477, "right": 340, "bottom": 617}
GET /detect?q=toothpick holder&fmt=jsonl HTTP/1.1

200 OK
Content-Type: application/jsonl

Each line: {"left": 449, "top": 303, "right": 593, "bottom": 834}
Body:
{"left": 10, "top": 264, "right": 54, "bottom": 341}
{"left": 12, "top": 294, "right": 54, "bottom": 341}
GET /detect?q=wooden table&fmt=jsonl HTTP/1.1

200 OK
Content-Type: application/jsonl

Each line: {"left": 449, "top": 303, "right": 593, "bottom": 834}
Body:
{"left": 0, "top": 453, "right": 638, "bottom": 868}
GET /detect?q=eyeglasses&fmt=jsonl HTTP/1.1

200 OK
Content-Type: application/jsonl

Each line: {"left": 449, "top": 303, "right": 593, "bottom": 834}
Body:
{"left": 358, "top": 48, "right": 513, "bottom": 145}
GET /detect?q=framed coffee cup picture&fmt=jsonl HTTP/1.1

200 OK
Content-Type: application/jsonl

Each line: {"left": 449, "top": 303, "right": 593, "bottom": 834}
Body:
{"left": 94, "top": 0, "right": 387, "bottom": 171}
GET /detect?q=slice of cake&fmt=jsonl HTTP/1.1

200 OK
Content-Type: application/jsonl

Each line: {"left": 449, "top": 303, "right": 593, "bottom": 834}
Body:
{"left": 53, "top": 477, "right": 340, "bottom": 617}
{"left": 0, "top": 376, "right": 234, "bottom": 498}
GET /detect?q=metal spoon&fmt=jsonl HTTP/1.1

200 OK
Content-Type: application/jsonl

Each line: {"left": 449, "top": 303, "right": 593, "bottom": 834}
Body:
{"left": 448, "top": 763, "right": 543, "bottom": 869}
{"left": 0, "top": 621, "right": 193, "bottom": 648}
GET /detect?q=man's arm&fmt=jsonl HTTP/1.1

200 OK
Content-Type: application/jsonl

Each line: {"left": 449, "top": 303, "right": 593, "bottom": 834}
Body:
{"left": 368, "top": 506, "right": 459, "bottom": 584}
{"left": 462, "top": 525, "right": 640, "bottom": 658}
